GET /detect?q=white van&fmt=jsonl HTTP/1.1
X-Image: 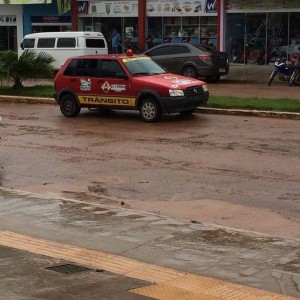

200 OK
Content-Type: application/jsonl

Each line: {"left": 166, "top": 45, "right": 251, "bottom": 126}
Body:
{"left": 19, "top": 31, "right": 108, "bottom": 70}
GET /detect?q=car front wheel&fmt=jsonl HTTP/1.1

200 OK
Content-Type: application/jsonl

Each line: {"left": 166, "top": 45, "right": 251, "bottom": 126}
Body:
{"left": 59, "top": 93, "right": 81, "bottom": 117}
{"left": 182, "top": 66, "right": 198, "bottom": 78}
{"left": 140, "top": 98, "right": 161, "bottom": 122}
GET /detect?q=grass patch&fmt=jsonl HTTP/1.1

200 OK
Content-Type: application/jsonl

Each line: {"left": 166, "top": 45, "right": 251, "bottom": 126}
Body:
{"left": 208, "top": 96, "right": 300, "bottom": 113}
{"left": 0, "top": 85, "right": 54, "bottom": 98}
{"left": 0, "top": 85, "right": 299, "bottom": 113}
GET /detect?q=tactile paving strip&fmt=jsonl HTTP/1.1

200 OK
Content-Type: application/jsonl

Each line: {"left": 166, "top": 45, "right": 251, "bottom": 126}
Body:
{"left": 0, "top": 230, "right": 297, "bottom": 300}
{"left": 131, "top": 274, "right": 297, "bottom": 300}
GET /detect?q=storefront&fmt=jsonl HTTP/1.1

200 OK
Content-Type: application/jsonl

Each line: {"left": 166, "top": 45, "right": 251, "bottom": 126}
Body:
{"left": 225, "top": 0, "right": 300, "bottom": 65}
{"left": 22, "top": 0, "right": 71, "bottom": 35}
{"left": 77, "top": 0, "right": 218, "bottom": 52}
{"left": 0, "top": 5, "right": 22, "bottom": 51}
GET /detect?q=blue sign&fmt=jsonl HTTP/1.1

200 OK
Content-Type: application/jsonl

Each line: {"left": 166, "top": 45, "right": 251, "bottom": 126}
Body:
{"left": 205, "top": 0, "right": 217, "bottom": 13}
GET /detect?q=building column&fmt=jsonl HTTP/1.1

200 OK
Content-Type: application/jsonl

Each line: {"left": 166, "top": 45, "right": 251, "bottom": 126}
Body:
{"left": 217, "top": 0, "right": 225, "bottom": 51}
{"left": 138, "top": 0, "right": 146, "bottom": 51}
{"left": 71, "top": 0, "right": 78, "bottom": 31}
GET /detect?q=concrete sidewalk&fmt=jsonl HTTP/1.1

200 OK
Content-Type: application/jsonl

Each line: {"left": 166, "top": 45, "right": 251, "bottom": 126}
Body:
{"left": 0, "top": 188, "right": 299, "bottom": 299}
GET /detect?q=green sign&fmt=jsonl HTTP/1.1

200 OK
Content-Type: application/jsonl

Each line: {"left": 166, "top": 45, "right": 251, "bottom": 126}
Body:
{"left": 226, "top": 0, "right": 300, "bottom": 10}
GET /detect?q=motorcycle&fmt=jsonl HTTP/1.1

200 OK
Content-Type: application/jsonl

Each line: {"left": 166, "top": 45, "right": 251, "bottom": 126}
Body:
{"left": 288, "top": 60, "right": 300, "bottom": 86}
{"left": 268, "top": 58, "right": 296, "bottom": 86}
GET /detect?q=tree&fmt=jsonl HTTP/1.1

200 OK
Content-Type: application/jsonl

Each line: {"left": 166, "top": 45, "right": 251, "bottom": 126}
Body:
{"left": 0, "top": 49, "right": 55, "bottom": 88}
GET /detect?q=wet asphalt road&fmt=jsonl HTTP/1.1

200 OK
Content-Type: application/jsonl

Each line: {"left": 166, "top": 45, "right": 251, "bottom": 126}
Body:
{"left": 0, "top": 102, "right": 299, "bottom": 238}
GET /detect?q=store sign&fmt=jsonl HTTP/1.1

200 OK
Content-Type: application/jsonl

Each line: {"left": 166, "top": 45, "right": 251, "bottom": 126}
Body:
{"left": 226, "top": 0, "right": 300, "bottom": 11}
{"left": 205, "top": 0, "right": 217, "bottom": 13}
{"left": 0, "top": 0, "right": 51, "bottom": 3}
{"left": 146, "top": 0, "right": 216, "bottom": 16}
{"left": 88, "top": 1, "right": 138, "bottom": 17}
{"left": 0, "top": 15, "right": 16, "bottom": 24}
{"left": 78, "top": 1, "right": 89, "bottom": 14}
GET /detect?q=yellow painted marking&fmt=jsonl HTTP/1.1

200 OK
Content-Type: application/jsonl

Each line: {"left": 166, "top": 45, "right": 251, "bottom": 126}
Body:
{"left": 0, "top": 230, "right": 297, "bottom": 300}
{"left": 78, "top": 95, "right": 136, "bottom": 106}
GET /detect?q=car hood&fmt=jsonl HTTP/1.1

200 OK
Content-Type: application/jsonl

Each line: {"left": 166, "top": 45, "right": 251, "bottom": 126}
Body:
{"left": 134, "top": 73, "right": 204, "bottom": 89}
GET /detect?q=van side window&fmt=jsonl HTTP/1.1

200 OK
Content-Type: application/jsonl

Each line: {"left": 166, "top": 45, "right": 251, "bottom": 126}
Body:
{"left": 37, "top": 38, "right": 55, "bottom": 48}
{"left": 86, "top": 39, "right": 105, "bottom": 48}
{"left": 57, "top": 38, "right": 76, "bottom": 48}
{"left": 101, "top": 60, "right": 125, "bottom": 77}
{"left": 75, "top": 59, "right": 100, "bottom": 77}
{"left": 23, "top": 39, "right": 35, "bottom": 48}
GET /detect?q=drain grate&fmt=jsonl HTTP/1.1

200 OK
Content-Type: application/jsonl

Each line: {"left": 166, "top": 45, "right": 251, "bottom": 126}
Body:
{"left": 45, "top": 263, "right": 92, "bottom": 274}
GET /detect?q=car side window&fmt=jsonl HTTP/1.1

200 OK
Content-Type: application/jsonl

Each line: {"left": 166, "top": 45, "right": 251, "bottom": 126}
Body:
{"left": 147, "top": 47, "right": 169, "bottom": 56}
{"left": 63, "top": 59, "right": 78, "bottom": 76}
{"left": 74, "top": 59, "right": 100, "bottom": 77}
{"left": 100, "top": 60, "right": 125, "bottom": 77}
{"left": 57, "top": 38, "right": 76, "bottom": 48}
{"left": 172, "top": 46, "right": 190, "bottom": 54}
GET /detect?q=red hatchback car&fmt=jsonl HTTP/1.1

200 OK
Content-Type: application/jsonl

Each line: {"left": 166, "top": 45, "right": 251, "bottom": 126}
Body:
{"left": 54, "top": 51, "right": 209, "bottom": 122}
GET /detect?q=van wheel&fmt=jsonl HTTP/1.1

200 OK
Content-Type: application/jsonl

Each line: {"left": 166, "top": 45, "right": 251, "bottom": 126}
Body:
{"left": 140, "top": 98, "right": 161, "bottom": 122}
{"left": 60, "top": 94, "right": 81, "bottom": 117}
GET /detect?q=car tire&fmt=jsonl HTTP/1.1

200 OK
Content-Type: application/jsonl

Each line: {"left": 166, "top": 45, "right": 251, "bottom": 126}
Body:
{"left": 59, "top": 93, "right": 81, "bottom": 117}
{"left": 268, "top": 71, "right": 278, "bottom": 86}
{"left": 140, "top": 98, "right": 161, "bottom": 122}
{"left": 182, "top": 66, "right": 198, "bottom": 78}
{"left": 179, "top": 108, "right": 196, "bottom": 116}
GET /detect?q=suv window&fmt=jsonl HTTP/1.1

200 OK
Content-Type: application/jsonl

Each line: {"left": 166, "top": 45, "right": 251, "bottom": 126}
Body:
{"left": 23, "top": 38, "right": 35, "bottom": 48}
{"left": 57, "top": 38, "right": 76, "bottom": 48}
{"left": 37, "top": 38, "right": 55, "bottom": 48}
{"left": 86, "top": 38, "right": 106, "bottom": 48}
{"left": 100, "top": 60, "right": 125, "bottom": 77}
{"left": 63, "top": 59, "right": 78, "bottom": 76}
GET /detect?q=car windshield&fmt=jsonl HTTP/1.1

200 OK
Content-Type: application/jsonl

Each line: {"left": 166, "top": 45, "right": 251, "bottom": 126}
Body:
{"left": 122, "top": 56, "right": 166, "bottom": 76}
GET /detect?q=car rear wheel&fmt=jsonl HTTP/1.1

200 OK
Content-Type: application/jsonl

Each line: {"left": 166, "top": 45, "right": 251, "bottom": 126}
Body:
{"left": 140, "top": 98, "right": 161, "bottom": 122}
{"left": 60, "top": 93, "right": 81, "bottom": 117}
{"left": 182, "top": 66, "right": 198, "bottom": 78}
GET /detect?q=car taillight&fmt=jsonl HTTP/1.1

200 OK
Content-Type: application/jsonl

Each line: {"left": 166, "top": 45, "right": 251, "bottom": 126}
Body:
{"left": 199, "top": 54, "right": 211, "bottom": 61}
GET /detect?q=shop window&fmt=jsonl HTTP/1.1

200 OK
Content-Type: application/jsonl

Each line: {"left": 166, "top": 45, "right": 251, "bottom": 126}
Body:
{"left": 57, "top": 38, "right": 76, "bottom": 48}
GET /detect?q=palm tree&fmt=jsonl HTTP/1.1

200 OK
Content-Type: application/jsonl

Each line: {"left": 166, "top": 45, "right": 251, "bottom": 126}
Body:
{"left": 0, "top": 49, "right": 55, "bottom": 88}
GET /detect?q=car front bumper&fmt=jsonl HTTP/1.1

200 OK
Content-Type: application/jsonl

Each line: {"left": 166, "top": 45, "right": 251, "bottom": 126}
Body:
{"left": 160, "top": 91, "right": 209, "bottom": 113}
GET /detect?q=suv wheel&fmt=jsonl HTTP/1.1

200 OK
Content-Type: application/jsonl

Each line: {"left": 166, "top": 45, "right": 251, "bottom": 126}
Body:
{"left": 60, "top": 93, "right": 81, "bottom": 117}
{"left": 140, "top": 98, "right": 161, "bottom": 122}
{"left": 182, "top": 66, "right": 198, "bottom": 78}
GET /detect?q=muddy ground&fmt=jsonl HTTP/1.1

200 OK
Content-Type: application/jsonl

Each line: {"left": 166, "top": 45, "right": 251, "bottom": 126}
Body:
{"left": 0, "top": 102, "right": 299, "bottom": 238}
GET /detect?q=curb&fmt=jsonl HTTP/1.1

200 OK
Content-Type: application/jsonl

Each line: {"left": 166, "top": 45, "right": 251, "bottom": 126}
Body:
{"left": 0, "top": 95, "right": 299, "bottom": 120}
{"left": 197, "top": 107, "right": 300, "bottom": 120}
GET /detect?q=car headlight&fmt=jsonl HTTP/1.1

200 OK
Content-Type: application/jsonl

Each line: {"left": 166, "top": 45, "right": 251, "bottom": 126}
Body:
{"left": 202, "top": 85, "right": 208, "bottom": 92}
{"left": 169, "top": 89, "right": 184, "bottom": 97}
